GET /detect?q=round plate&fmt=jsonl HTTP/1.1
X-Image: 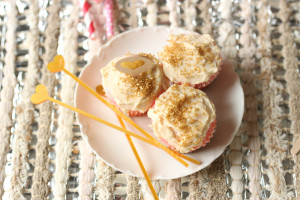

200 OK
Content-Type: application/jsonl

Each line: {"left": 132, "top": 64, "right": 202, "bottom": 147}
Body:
{"left": 75, "top": 26, "right": 244, "bottom": 180}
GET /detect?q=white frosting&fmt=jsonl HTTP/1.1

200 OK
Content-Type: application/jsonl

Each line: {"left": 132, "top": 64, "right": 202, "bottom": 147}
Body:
{"left": 159, "top": 33, "right": 221, "bottom": 85}
{"left": 101, "top": 55, "right": 164, "bottom": 115}
{"left": 148, "top": 85, "right": 216, "bottom": 153}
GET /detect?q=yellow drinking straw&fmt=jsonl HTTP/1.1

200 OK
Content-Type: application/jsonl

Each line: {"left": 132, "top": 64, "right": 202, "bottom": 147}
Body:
{"left": 117, "top": 115, "right": 159, "bottom": 200}
{"left": 96, "top": 85, "right": 201, "bottom": 165}
{"left": 97, "top": 85, "right": 158, "bottom": 199}
{"left": 31, "top": 84, "right": 197, "bottom": 168}
{"left": 31, "top": 84, "right": 158, "bottom": 147}
{"left": 46, "top": 55, "right": 200, "bottom": 166}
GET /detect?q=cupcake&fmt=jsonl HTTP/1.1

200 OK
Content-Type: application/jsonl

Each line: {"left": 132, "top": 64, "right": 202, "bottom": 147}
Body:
{"left": 148, "top": 84, "right": 216, "bottom": 153}
{"left": 159, "top": 33, "right": 222, "bottom": 89}
{"left": 100, "top": 53, "right": 164, "bottom": 116}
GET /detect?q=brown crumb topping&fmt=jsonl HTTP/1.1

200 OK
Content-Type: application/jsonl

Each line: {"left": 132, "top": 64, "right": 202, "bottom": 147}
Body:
{"left": 162, "top": 85, "right": 204, "bottom": 137}
{"left": 121, "top": 68, "right": 156, "bottom": 98}
{"left": 119, "top": 53, "right": 159, "bottom": 98}
{"left": 197, "top": 44, "right": 219, "bottom": 64}
{"left": 160, "top": 42, "right": 187, "bottom": 67}
{"left": 160, "top": 34, "right": 220, "bottom": 72}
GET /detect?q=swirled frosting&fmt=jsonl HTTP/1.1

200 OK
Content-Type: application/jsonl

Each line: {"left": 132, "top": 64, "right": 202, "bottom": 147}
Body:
{"left": 101, "top": 54, "right": 164, "bottom": 115}
{"left": 148, "top": 84, "right": 216, "bottom": 153}
{"left": 159, "top": 33, "right": 221, "bottom": 85}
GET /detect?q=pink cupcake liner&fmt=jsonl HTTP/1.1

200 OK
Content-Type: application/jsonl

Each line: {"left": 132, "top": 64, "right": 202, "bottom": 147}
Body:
{"left": 190, "top": 120, "right": 216, "bottom": 151}
{"left": 105, "top": 95, "right": 147, "bottom": 116}
{"left": 192, "top": 65, "right": 222, "bottom": 89}
{"left": 175, "top": 65, "right": 222, "bottom": 90}
{"left": 128, "top": 110, "right": 147, "bottom": 117}
{"left": 163, "top": 55, "right": 223, "bottom": 90}
{"left": 159, "top": 137, "right": 176, "bottom": 150}
{"left": 104, "top": 88, "right": 165, "bottom": 117}
{"left": 158, "top": 120, "right": 216, "bottom": 153}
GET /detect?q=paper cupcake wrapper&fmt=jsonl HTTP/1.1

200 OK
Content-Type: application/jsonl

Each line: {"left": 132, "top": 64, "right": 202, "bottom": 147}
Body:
{"left": 164, "top": 56, "right": 223, "bottom": 90}
{"left": 104, "top": 87, "right": 165, "bottom": 117}
{"left": 193, "top": 120, "right": 216, "bottom": 149}
{"left": 192, "top": 66, "right": 222, "bottom": 89}
{"left": 128, "top": 110, "right": 147, "bottom": 117}
{"left": 105, "top": 95, "right": 147, "bottom": 116}
{"left": 159, "top": 120, "right": 217, "bottom": 153}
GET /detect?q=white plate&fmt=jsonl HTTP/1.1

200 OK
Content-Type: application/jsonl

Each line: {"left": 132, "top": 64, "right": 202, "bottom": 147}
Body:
{"left": 75, "top": 26, "right": 244, "bottom": 180}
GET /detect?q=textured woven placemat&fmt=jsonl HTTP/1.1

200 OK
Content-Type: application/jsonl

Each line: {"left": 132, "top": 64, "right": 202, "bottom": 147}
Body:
{"left": 0, "top": 0, "right": 299, "bottom": 199}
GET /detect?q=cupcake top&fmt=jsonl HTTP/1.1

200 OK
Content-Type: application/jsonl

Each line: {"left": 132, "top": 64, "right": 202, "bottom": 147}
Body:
{"left": 101, "top": 53, "right": 164, "bottom": 115}
{"left": 159, "top": 33, "right": 221, "bottom": 85}
{"left": 148, "top": 84, "right": 216, "bottom": 153}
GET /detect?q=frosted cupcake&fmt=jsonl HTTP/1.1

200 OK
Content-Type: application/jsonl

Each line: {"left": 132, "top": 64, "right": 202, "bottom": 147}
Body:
{"left": 148, "top": 84, "right": 216, "bottom": 153}
{"left": 100, "top": 53, "right": 164, "bottom": 116}
{"left": 159, "top": 33, "right": 222, "bottom": 89}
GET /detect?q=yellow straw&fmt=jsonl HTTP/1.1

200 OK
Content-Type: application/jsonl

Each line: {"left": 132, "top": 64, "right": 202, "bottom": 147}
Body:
{"left": 64, "top": 68, "right": 203, "bottom": 166}
{"left": 50, "top": 95, "right": 199, "bottom": 166}
{"left": 117, "top": 116, "right": 159, "bottom": 200}
{"left": 48, "top": 97, "right": 156, "bottom": 146}
{"left": 96, "top": 85, "right": 201, "bottom": 165}
{"left": 174, "top": 151, "right": 201, "bottom": 165}
{"left": 49, "top": 96, "right": 200, "bottom": 166}
{"left": 63, "top": 68, "right": 190, "bottom": 167}
{"left": 31, "top": 82, "right": 200, "bottom": 166}
{"left": 98, "top": 85, "right": 158, "bottom": 199}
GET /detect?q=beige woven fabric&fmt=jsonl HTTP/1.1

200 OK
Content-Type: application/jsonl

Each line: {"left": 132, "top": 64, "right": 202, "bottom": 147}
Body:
{"left": 165, "top": 179, "right": 181, "bottom": 200}
{"left": 239, "top": 1, "right": 261, "bottom": 200}
{"left": 31, "top": 1, "right": 61, "bottom": 199}
{"left": 10, "top": 0, "right": 40, "bottom": 199}
{"left": 228, "top": 132, "right": 243, "bottom": 200}
{"left": 78, "top": 141, "right": 96, "bottom": 200}
{"left": 140, "top": 180, "right": 161, "bottom": 199}
{"left": 278, "top": 0, "right": 300, "bottom": 195}
{"left": 126, "top": 176, "right": 139, "bottom": 200}
{"left": 199, "top": 0, "right": 212, "bottom": 34}
{"left": 129, "top": 0, "right": 138, "bottom": 28}
{"left": 257, "top": 0, "right": 292, "bottom": 198}
{"left": 95, "top": 157, "right": 115, "bottom": 200}
{"left": 0, "top": 1, "right": 17, "bottom": 198}
{"left": 169, "top": 0, "right": 178, "bottom": 28}
{"left": 256, "top": 1, "right": 274, "bottom": 197}
{"left": 53, "top": 2, "right": 79, "bottom": 199}
{"left": 77, "top": 40, "right": 98, "bottom": 200}
{"left": 188, "top": 157, "right": 228, "bottom": 200}
{"left": 145, "top": 0, "right": 157, "bottom": 26}
{"left": 188, "top": 171, "right": 206, "bottom": 199}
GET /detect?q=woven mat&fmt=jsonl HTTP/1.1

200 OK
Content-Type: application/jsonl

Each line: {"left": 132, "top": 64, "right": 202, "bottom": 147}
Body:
{"left": 0, "top": 0, "right": 299, "bottom": 199}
